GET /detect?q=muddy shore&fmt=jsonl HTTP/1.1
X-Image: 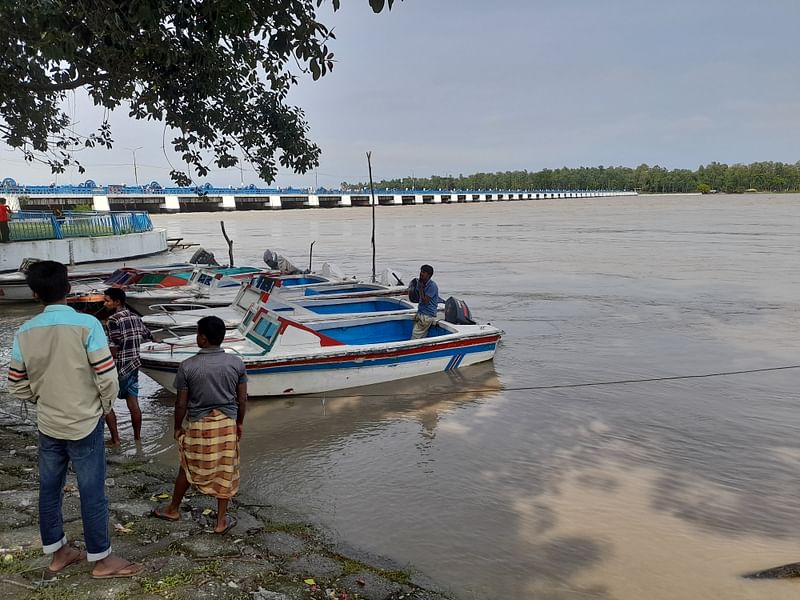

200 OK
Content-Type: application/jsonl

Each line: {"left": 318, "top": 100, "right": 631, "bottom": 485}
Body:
{"left": 0, "top": 410, "right": 449, "bottom": 600}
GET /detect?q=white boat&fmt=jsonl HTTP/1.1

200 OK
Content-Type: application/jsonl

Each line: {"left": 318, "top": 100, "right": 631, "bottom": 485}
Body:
{"left": 124, "top": 266, "right": 279, "bottom": 315}
{"left": 0, "top": 260, "right": 202, "bottom": 304}
{"left": 166, "top": 271, "right": 405, "bottom": 309}
{"left": 140, "top": 302, "right": 501, "bottom": 397}
{"left": 0, "top": 267, "right": 107, "bottom": 303}
{"left": 143, "top": 280, "right": 418, "bottom": 340}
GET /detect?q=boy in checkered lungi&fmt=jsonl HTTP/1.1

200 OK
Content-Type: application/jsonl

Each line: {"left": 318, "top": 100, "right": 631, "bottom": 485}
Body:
{"left": 151, "top": 316, "right": 248, "bottom": 534}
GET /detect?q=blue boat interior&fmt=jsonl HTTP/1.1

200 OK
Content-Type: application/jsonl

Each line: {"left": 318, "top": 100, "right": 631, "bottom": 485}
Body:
{"left": 304, "top": 285, "right": 376, "bottom": 296}
{"left": 280, "top": 276, "right": 328, "bottom": 287}
{"left": 320, "top": 319, "right": 450, "bottom": 344}
{"left": 218, "top": 267, "right": 260, "bottom": 275}
{"left": 306, "top": 299, "right": 404, "bottom": 315}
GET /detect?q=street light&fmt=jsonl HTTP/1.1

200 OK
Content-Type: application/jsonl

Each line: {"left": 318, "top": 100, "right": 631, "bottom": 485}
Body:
{"left": 125, "top": 146, "right": 143, "bottom": 187}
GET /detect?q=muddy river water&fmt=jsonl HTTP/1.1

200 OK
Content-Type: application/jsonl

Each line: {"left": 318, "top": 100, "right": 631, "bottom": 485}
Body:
{"left": 2, "top": 193, "right": 800, "bottom": 599}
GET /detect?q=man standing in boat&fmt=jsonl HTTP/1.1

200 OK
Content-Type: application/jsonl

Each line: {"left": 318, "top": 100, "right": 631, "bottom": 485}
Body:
{"left": 103, "top": 287, "right": 152, "bottom": 448}
{"left": 409, "top": 264, "right": 441, "bottom": 339}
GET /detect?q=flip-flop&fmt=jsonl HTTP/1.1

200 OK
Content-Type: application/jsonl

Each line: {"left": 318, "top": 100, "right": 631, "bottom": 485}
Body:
{"left": 150, "top": 504, "right": 180, "bottom": 522}
{"left": 91, "top": 561, "right": 144, "bottom": 579}
{"left": 215, "top": 514, "right": 238, "bottom": 535}
{"left": 47, "top": 545, "right": 86, "bottom": 573}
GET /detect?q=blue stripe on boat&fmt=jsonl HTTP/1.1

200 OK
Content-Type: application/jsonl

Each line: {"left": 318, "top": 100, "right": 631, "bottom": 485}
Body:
{"left": 144, "top": 342, "right": 497, "bottom": 375}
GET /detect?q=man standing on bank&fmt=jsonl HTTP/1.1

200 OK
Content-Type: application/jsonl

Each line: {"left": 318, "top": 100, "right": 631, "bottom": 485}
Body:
{"left": 7, "top": 261, "right": 143, "bottom": 578}
{"left": 409, "top": 264, "right": 441, "bottom": 339}
{"left": 103, "top": 287, "right": 152, "bottom": 448}
{"left": 0, "top": 197, "right": 12, "bottom": 243}
{"left": 151, "top": 316, "right": 247, "bottom": 534}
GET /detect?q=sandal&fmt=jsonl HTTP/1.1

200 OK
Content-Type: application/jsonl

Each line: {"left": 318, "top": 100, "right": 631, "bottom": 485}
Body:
{"left": 215, "top": 514, "right": 238, "bottom": 535}
{"left": 91, "top": 560, "right": 144, "bottom": 579}
{"left": 47, "top": 543, "right": 85, "bottom": 573}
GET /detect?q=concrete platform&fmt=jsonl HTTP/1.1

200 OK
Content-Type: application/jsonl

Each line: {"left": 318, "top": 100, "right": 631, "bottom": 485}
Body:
{"left": 0, "top": 229, "right": 168, "bottom": 272}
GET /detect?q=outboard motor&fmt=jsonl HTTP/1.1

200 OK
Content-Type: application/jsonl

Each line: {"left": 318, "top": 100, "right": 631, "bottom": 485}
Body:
{"left": 263, "top": 249, "right": 303, "bottom": 274}
{"left": 18, "top": 258, "right": 42, "bottom": 273}
{"left": 379, "top": 267, "right": 405, "bottom": 286}
{"left": 189, "top": 247, "right": 219, "bottom": 266}
{"left": 321, "top": 262, "right": 346, "bottom": 280}
{"left": 444, "top": 296, "right": 476, "bottom": 325}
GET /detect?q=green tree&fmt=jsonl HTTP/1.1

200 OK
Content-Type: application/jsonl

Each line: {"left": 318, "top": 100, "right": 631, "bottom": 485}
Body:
{"left": 0, "top": 0, "right": 400, "bottom": 185}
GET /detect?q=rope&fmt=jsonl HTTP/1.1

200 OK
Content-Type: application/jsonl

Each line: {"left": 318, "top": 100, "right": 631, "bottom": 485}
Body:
{"left": 300, "top": 364, "right": 800, "bottom": 400}
{"left": 2, "top": 365, "right": 798, "bottom": 411}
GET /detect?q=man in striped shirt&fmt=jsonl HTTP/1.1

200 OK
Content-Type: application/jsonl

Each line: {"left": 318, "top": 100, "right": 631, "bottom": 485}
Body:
{"left": 7, "top": 261, "right": 143, "bottom": 579}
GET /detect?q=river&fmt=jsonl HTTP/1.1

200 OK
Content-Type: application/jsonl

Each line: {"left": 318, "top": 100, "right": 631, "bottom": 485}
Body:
{"left": 2, "top": 193, "right": 800, "bottom": 599}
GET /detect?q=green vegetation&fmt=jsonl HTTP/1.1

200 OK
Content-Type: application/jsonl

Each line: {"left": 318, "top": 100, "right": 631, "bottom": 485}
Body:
{"left": 140, "top": 571, "right": 194, "bottom": 594}
{"left": 0, "top": 1, "right": 401, "bottom": 185}
{"left": 0, "top": 546, "right": 41, "bottom": 574}
{"left": 337, "top": 557, "right": 411, "bottom": 584}
{"left": 263, "top": 521, "right": 313, "bottom": 536}
{"left": 348, "top": 161, "right": 800, "bottom": 194}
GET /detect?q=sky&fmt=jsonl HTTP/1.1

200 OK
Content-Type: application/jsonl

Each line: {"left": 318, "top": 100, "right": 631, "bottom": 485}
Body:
{"left": 2, "top": 0, "right": 800, "bottom": 189}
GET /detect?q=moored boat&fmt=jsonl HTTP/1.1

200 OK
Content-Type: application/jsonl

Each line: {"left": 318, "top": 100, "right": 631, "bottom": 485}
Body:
{"left": 124, "top": 266, "right": 278, "bottom": 315}
{"left": 167, "top": 273, "right": 407, "bottom": 309}
{"left": 143, "top": 280, "right": 418, "bottom": 340}
{"left": 140, "top": 303, "right": 501, "bottom": 397}
{"left": 64, "top": 264, "right": 212, "bottom": 315}
{"left": 0, "top": 259, "right": 198, "bottom": 303}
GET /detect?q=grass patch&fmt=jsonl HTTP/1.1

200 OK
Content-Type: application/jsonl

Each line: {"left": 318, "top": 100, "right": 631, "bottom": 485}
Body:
{"left": 116, "top": 461, "right": 147, "bottom": 474}
{"left": 140, "top": 571, "right": 193, "bottom": 593}
{"left": 0, "top": 546, "right": 41, "bottom": 574}
{"left": 334, "top": 555, "right": 411, "bottom": 584}
{"left": 194, "top": 559, "right": 224, "bottom": 577}
{"left": 380, "top": 568, "right": 412, "bottom": 585}
{"left": 263, "top": 521, "right": 312, "bottom": 536}
{"left": 138, "top": 560, "right": 227, "bottom": 594}
{"left": 30, "top": 587, "right": 75, "bottom": 600}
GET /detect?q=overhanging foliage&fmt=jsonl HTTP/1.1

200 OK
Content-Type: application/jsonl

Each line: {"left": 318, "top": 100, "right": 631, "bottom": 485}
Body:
{"left": 0, "top": 0, "right": 400, "bottom": 185}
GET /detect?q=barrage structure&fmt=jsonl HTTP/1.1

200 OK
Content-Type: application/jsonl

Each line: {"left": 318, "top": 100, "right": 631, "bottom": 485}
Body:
{"left": 0, "top": 179, "right": 636, "bottom": 213}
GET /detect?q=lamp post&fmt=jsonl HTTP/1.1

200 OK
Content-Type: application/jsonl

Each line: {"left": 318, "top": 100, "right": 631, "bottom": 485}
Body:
{"left": 126, "top": 146, "right": 143, "bottom": 187}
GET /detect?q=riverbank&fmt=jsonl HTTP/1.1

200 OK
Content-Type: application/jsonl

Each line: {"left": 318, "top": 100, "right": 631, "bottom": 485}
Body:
{"left": 0, "top": 410, "right": 449, "bottom": 600}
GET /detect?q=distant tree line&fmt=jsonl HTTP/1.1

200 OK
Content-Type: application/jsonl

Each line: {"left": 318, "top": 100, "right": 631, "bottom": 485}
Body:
{"left": 344, "top": 161, "right": 800, "bottom": 193}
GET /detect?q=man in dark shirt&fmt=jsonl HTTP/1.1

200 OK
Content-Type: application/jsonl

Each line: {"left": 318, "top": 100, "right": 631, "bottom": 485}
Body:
{"left": 103, "top": 288, "right": 152, "bottom": 447}
{"left": 151, "top": 316, "right": 247, "bottom": 534}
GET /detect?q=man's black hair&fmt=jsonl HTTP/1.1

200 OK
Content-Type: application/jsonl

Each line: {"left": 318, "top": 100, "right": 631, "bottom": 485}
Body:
{"left": 197, "top": 315, "right": 226, "bottom": 346}
{"left": 26, "top": 261, "right": 69, "bottom": 304}
{"left": 104, "top": 287, "right": 126, "bottom": 305}
{"left": 420, "top": 264, "right": 434, "bottom": 276}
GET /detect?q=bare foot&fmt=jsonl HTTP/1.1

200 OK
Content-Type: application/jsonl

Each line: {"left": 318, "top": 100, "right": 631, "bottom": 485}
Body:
{"left": 151, "top": 504, "right": 180, "bottom": 521}
{"left": 91, "top": 553, "right": 144, "bottom": 579}
{"left": 48, "top": 544, "right": 85, "bottom": 573}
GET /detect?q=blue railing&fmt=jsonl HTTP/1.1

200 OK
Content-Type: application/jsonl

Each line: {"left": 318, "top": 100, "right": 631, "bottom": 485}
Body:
{"left": 8, "top": 211, "right": 153, "bottom": 242}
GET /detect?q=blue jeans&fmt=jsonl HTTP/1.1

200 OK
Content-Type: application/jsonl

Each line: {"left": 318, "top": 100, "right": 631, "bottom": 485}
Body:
{"left": 38, "top": 417, "right": 111, "bottom": 561}
{"left": 117, "top": 368, "right": 139, "bottom": 400}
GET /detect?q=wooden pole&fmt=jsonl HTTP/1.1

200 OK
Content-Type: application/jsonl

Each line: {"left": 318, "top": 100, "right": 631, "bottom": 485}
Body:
{"left": 220, "top": 221, "right": 234, "bottom": 267}
{"left": 367, "top": 151, "right": 376, "bottom": 283}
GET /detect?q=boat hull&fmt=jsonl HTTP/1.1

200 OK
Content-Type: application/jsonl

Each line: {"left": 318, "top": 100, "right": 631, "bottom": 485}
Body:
{"left": 141, "top": 334, "right": 499, "bottom": 397}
